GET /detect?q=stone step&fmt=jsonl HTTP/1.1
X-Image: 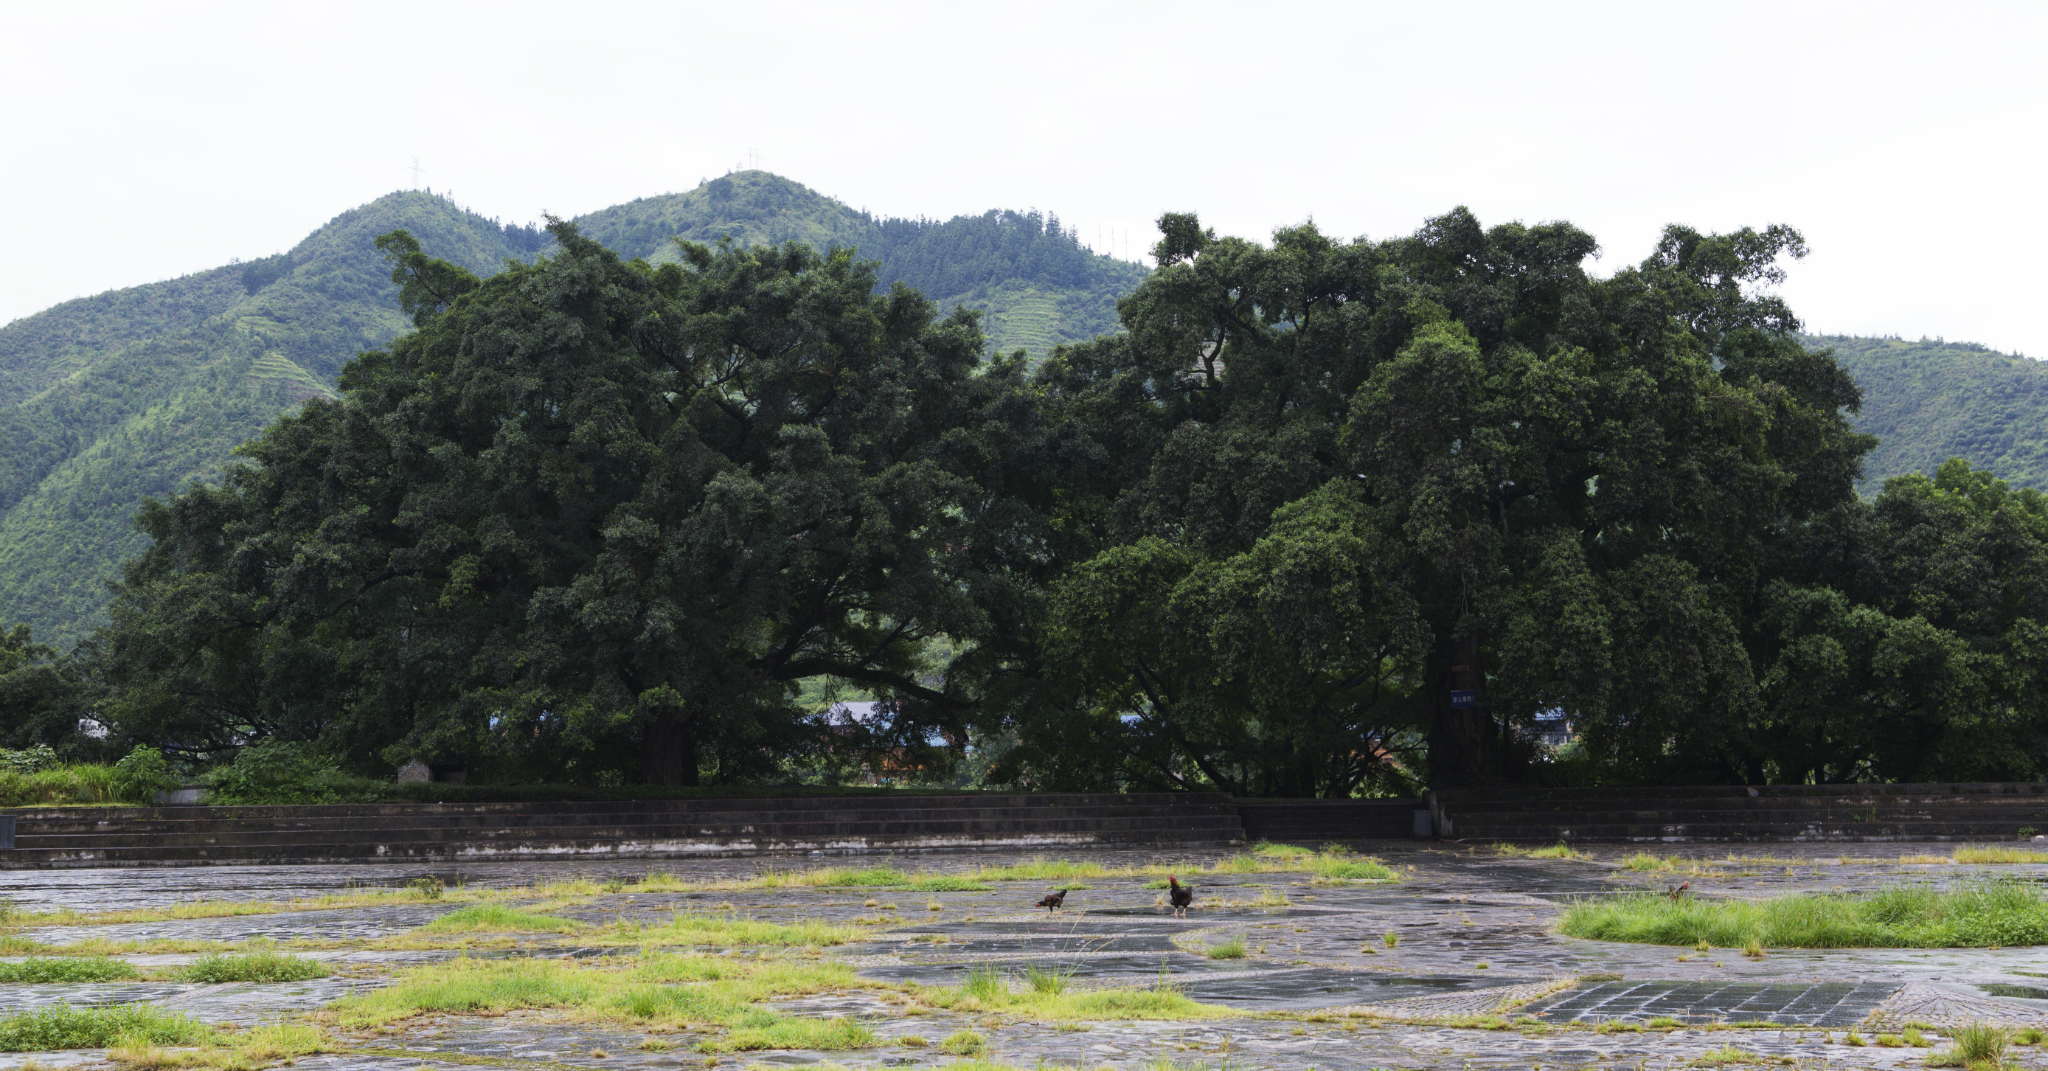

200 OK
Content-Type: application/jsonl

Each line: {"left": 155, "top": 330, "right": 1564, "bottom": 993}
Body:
{"left": 0, "top": 824, "right": 1248, "bottom": 866}
{"left": 14, "top": 814, "right": 1247, "bottom": 850}
{"left": 14, "top": 802, "right": 1240, "bottom": 837}
{"left": 1456, "top": 821, "right": 2044, "bottom": 842}
{"left": 1443, "top": 783, "right": 2048, "bottom": 802}
{"left": 0, "top": 792, "right": 1249, "bottom": 867}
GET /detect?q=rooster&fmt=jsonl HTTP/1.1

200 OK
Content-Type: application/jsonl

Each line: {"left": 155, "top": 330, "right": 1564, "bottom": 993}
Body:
{"left": 1168, "top": 876, "right": 1195, "bottom": 918}
{"left": 1034, "top": 889, "right": 1067, "bottom": 913}
{"left": 1666, "top": 881, "right": 1690, "bottom": 901}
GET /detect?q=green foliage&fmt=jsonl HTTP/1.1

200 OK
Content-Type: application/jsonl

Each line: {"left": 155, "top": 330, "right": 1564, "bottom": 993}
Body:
{"left": 0, "top": 957, "right": 140, "bottom": 983}
{"left": 0, "top": 743, "right": 57, "bottom": 772}
{"left": 95, "top": 222, "right": 1048, "bottom": 786}
{"left": 178, "top": 950, "right": 330, "bottom": 983}
{"left": 575, "top": 171, "right": 1145, "bottom": 359}
{"left": 0, "top": 173, "right": 1140, "bottom": 657}
{"left": 419, "top": 905, "right": 580, "bottom": 933}
{"left": 0, "top": 762, "right": 119, "bottom": 805}
{"left": 1815, "top": 333, "right": 2048, "bottom": 492}
{"left": 111, "top": 745, "right": 179, "bottom": 803}
{"left": 199, "top": 741, "right": 376, "bottom": 804}
{"left": 0, "top": 1004, "right": 211, "bottom": 1051}
{"left": 1560, "top": 880, "right": 2048, "bottom": 948}
{"left": 991, "top": 209, "right": 1871, "bottom": 793}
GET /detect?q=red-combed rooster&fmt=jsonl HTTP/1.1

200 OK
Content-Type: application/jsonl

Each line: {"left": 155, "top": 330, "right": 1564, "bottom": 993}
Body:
{"left": 1168, "top": 876, "right": 1194, "bottom": 918}
{"left": 1034, "top": 889, "right": 1067, "bottom": 913}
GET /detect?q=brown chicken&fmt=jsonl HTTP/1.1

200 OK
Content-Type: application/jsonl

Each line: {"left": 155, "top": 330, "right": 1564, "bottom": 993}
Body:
{"left": 1034, "top": 889, "right": 1067, "bottom": 913}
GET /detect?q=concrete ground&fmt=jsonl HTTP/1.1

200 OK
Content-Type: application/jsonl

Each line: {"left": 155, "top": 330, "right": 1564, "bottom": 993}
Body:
{"left": 4, "top": 840, "right": 2048, "bottom": 1071}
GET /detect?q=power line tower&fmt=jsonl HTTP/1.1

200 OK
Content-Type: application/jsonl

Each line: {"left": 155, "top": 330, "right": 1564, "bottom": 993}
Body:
{"left": 746, "top": 148, "right": 760, "bottom": 170}
{"left": 408, "top": 157, "right": 426, "bottom": 190}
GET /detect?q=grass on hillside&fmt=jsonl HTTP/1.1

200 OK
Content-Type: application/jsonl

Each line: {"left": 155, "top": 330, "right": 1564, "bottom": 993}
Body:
{"left": 1561, "top": 880, "right": 2048, "bottom": 948}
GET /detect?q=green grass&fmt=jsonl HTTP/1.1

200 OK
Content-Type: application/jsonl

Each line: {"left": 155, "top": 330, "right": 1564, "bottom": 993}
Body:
{"left": 753, "top": 867, "right": 990, "bottom": 892}
{"left": 1955, "top": 846, "right": 2048, "bottom": 864}
{"left": 332, "top": 952, "right": 869, "bottom": 1052}
{"left": 0, "top": 1005, "right": 211, "bottom": 1051}
{"left": 627, "top": 912, "right": 858, "bottom": 947}
{"left": 925, "top": 965, "right": 1227, "bottom": 1022}
{"left": 0, "top": 956, "right": 139, "bottom": 982}
{"left": 1561, "top": 880, "right": 2048, "bottom": 948}
{"left": 1205, "top": 937, "right": 1247, "bottom": 960}
{"left": 418, "top": 903, "right": 579, "bottom": 933}
{"left": 179, "top": 949, "right": 330, "bottom": 982}
{"left": 1249, "top": 840, "right": 1317, "bottom": 858}
{"left": 1311, "top": 857, "right": 1399, "bottom": 882}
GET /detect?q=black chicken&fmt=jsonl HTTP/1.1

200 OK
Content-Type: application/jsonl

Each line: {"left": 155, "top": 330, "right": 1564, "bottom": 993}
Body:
{"left": 1035, "top": 889, "right": 1067, "bottom": 913}
{"left": 1168, "top": 876, "right": 1194, "bottom": 918}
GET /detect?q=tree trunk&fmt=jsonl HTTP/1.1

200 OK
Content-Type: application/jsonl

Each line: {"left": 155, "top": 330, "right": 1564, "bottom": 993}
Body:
{"left": 1428, "top": 630, "right": 1498, "bottom": 788}
{"left": 642, "top": 708, "right": 700, "bottom": 786}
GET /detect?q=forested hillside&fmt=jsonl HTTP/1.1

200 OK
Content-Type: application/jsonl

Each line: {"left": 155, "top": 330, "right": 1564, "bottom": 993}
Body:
{"left": 578, "top": 170, "right": 1144, "bottom": 352}
{"left": 1812, "top": 334, "right": 2048, "bottom": 491}
{"left": 0, "top": 193, "right": 537, "bottom": 647}
{"left": 0, "top": 172, "right": 1144, "bottom": 645}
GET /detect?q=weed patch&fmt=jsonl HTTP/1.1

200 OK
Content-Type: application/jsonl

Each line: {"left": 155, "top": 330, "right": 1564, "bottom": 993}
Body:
{"left": 1956, "top": 846, "right": 2048, "bottom": 865}
{"left": 1561, "top": 880, "right": 2048, "bottom": 948}
{"left": 0, "top": 1006, "right": 210, "bottom": 1051}
{"left": 925, "top": 968, "right": 1228, "bottom": 1021}
{"left": 0, "top": 957, "right": 139, "bottom": 982}
{"left": 179, "top": 950, "right": 330, "bottom": 983}
{"left": 626, "top": 912, "right": 857, "bottom": 948}
{"left": 418, "top": 904, "right": 578, "bottom": 933}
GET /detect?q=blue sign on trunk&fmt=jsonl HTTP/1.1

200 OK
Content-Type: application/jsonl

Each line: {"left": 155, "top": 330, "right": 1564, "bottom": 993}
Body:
{"left": 1450, "top": 690, "right": 1476, "bottom": 708}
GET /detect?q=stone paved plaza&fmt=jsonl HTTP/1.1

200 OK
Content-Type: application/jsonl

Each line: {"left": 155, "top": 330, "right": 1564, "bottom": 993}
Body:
{"left": 7, "top": 841, "right": 2048, "bottom": 1070}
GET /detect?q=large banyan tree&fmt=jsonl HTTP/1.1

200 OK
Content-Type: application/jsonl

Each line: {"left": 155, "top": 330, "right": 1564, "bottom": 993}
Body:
{"left": 79, "top": 209, "right": 2048, "bottom": 792}
{"left": 95, "top": 224, "right": 1061, "bottom": 784}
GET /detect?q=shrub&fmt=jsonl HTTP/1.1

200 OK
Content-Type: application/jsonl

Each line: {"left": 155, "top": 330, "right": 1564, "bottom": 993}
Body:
{"left": 112, "top": 746, "right": 181, "bottom": 804}
{"left": 200, "top": 741, "right": 386, "bottom": 805}
{"left": 0, "top": 745, "right": 59, "bottom": 774}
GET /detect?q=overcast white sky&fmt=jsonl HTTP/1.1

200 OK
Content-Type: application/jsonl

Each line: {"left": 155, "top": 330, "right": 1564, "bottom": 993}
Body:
{"left": 4, "top": 1, "right": 2044, "bottom": 355}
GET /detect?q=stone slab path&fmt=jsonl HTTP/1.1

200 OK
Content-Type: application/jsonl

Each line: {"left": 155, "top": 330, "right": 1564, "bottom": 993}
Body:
{"left": 6, "top": 840, "right": 2048, "bottom": 1069}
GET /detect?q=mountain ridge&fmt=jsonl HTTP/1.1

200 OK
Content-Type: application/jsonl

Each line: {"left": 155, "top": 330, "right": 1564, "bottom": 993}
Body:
{"left": 0, "top": 173, "right": 1145, "bottom": 645}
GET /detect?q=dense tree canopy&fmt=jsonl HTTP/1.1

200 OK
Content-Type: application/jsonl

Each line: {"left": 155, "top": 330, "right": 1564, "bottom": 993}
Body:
{"left": 88, "top": 223, "right": 1055, "bottom": 783}
{"left": 7, "top": 206, "right": 2045, "bottom": 795}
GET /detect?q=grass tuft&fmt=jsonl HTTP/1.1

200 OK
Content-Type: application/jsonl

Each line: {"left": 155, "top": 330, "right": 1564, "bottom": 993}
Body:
{"left": 1561, "top": 879, "right": 2048, "bottom": 948}
{"left": 630, "top": 911, "right": 856, "bottom": 948}
{"left": 1956, "top": 846, "right": 2048, "bottom": 865}
{"left": 1205, "top": 937, "right": 1247, "bottom": 960}
{"left": 418, "top": 904, "right": 578, "bottom": 933}
{"left": 180, "top": 950, "right": 330, "bottom": 983}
